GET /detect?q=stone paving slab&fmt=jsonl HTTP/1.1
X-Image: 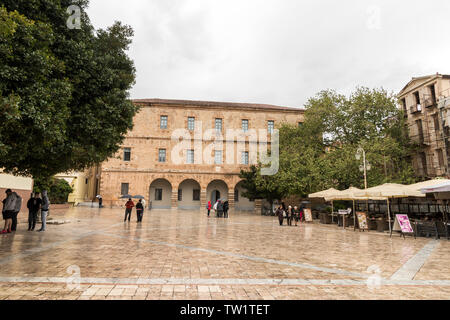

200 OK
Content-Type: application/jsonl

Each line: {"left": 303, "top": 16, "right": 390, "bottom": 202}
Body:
{"left": 0, "top": 207, "right": 449, "bottom": 299}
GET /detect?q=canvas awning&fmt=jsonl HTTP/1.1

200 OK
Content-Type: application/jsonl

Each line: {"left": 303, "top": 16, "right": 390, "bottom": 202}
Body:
{"left": 354, "top": 183, "right": 410, "bottom": 199}
{"left": 421, "top": 181, "right": 450, "bottom": 193}
{"left": 308, "top": 188, "right": 340, "bottom": 199}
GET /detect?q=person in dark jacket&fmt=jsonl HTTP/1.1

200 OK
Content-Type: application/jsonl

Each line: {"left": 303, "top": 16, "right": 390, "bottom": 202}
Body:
{"left": 136, "top": 199, "right": 144, "bottom": 223}
{"left": 27, "top": 192, "right": 42, "bottom": 231}
{"left": 38, "top": 190, "right": 49, "bottom": 232}
{"left": 276, "top": 206, "right": 284, "bottom": 226}
{"left": 124, "top": 198, "right": 134, "bottom": 222}
{"left": 217, "top": 200, "right": 224, "bottom": 218}
{"left": 223, "top": 200, "right": 229, "bottom": 218}
{"left": 2, "top": 189, "right": 22, "bottom": 234}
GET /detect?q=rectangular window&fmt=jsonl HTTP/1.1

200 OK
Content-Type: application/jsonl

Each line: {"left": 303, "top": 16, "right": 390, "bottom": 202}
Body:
{"left": 178, "top": 189, "right": 182, "bottom": 201}
{"left": 188, "top": 117, "right": 195, "bottom": 131}
{"left": 155, "top": 188, "right": 163, "bottom": 201}
{"left": 268, "top": 120, "right": 274, "bottom": 134}
{"left": 160, "top": 115, "right": 168, "bottom": 129}
{"left": 193, "top": 189, "right": 200, "bottom": 201}
{"left": 123, "top": 148, "right": 131, "bottom": 161}
{"left": 158, "top": 149, "right": 166, "bottom": 163}
{"left": 437, "top": 149, "right": 445, "bottom": 168}
{"left": 298, "top": 122, "right": 303, "bottom": 127}
{"left": 187, "top": 149, "right": 194, "bottom": 164}
{"left": 241, "top": 151, "right": 249, "bottom": 165}
{"left": 433, "top": 114, "right": 440, "bottom": 141}
{"left": 214, "top": 150, "right": 223, "bottom": 164}
{"left": 401, "top": 98, "right": 407, "bottom": 115}
{"left": 430, "top": 84, "right": 437, "bottom": 104}
{"left": 416, "top": 119, "right": 424, "bottom": 143}
{"left": 234, "top": 189, "right": 239, "bottom": 202}
{"left": 121, "top": 183, "right": 129, "bottom": 195}
{"left": 420, "top": 153, "right": 427, "bottom": 176}
{"left": 215, "top": 118, "right": 222, "bottom": 132}
{"left": 242, "top": 119, "right": 249, "bottom": 132}
{"left": 414, "top": 92, "right": 421, "bottom": 111}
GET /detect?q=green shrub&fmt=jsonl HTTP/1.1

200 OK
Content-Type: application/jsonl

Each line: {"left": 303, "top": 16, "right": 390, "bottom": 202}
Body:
{"left": 34, "top": 177, "right": 73, "bottom": 204}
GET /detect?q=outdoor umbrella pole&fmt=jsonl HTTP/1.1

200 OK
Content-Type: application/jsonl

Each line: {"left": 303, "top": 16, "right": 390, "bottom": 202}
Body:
{"left": 353, "top": 200, "right": 356, "bottom": 231}
{"left": 387, "top": 198, "right": 392, "bottom": 234}
{"left": 331, "top": 201, "right": 334, "bottom": 223}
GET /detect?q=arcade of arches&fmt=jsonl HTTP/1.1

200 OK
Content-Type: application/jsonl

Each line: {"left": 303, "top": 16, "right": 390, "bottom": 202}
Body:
{"left": 102, "top": 173, "right": 257, "bottom": 212}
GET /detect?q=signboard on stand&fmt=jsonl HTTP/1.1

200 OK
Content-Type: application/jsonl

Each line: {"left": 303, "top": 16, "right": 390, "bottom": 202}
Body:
{"left": 356, "top": 212, "right": 368, "bottom": 231}
{"left": 304, "top": 208, "right": 313, "bottom": 222}
{"left": 391, "top": 214, "right": 415, "bottom": 238}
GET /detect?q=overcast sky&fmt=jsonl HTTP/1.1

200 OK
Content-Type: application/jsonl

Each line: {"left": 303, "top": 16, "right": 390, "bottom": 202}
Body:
{"left": 86, "top": 0, "right": 450, "bottom": 108}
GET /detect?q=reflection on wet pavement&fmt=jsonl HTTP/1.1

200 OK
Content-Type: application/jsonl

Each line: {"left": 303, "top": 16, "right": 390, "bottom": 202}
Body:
{"left": 0, "top": 207, "right": 448, "bottom": 300}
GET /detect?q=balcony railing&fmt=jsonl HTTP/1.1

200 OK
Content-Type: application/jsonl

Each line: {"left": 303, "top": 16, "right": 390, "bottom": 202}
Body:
{"left": 422, "top": 95, "right": 436, "bottom": 108}
{"left": 410, "top": 104, "right": 422, "bottom": 114}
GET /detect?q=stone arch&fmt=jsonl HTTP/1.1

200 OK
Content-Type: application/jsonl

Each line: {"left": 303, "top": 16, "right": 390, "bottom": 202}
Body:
{"left": 149, "top": 178, "right": 172, "bottom": 209}
{"left": 234, "top": 180, "right": 255, "bottom": 211}
{"left": 206, "top": 180, "right": 229, "bottom": 204}
{"left": 177, "top": 179, "right": 201, "bottom": 210}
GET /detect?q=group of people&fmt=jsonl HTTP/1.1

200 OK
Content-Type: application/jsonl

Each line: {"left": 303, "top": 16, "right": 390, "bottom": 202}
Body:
{"left": 206, "top": 199, "right": 229, "bottom": 218}
{"left": 124, "top": 198, "right": 145, "bottom": 222}
{"left": 275, "top": 204, "right": 304, "bottom": 226}
{"left": 1, "top": 189, "right": 49, "bottom": 234}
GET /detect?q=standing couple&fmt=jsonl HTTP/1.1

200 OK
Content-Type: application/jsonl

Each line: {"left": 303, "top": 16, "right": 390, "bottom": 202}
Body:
{"left": 26, "top": 191, "right": 50, "bottom": 232}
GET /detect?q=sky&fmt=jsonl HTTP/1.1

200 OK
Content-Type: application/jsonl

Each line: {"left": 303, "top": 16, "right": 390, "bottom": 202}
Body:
{"left": 86, "top": 0, "right": 450, "bottom": 108}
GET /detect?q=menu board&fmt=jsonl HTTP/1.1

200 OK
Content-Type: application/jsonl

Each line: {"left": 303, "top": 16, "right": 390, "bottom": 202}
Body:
{"left": 304, "top": 208, "right": 313, "bottom": 222}
{"left": 393, "top": 214, "right": 413, "bottom": 233}
{"left": 356, "top": 212, "right": 368, "bottom": 230}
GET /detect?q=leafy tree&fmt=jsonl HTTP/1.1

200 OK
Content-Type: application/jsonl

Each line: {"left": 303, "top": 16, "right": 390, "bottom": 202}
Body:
{"left": 0, "top": 1, "right": 137, "bottom": 182}
{"left": 33, "top": 176, "right": 73, "bottom": 204}
{"left": 240, "top": 87, "right": 417, "bottom": 201}
{"left": 239, "top": 165, "right": 287, "bottom": 214}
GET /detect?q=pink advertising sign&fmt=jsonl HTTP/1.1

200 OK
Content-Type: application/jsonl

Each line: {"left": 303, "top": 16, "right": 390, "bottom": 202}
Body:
{"left": 396, "top": 214, "right": 413, "bottom": 233}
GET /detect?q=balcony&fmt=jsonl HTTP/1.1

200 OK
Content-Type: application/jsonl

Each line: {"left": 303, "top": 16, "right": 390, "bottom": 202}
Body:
{"left": 423, "top": 96, "right": 435, "bottom": 108}
{"left": 410, "top": 104, "right": 422, "bottom": 114}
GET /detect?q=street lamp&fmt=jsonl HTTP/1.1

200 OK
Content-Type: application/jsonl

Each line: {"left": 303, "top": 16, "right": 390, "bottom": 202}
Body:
{"left": 355, "top": 147, "right": 371, "bottom": 189}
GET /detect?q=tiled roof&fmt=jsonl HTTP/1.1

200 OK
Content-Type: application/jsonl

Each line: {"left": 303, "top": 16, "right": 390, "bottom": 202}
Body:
{"left": 133, "top": 98, "right": 304, "bottom": 112}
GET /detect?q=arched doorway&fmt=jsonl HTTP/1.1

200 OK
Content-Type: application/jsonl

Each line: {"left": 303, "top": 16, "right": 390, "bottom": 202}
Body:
{"left": 234, "top": 180, "right": 255, "bottom": 211}
{"left": 149, "top": 178, "right": 172, "bottom": 209}
{"left": 206, "top": 180, "right": 228, "bottom": 204}
{"left": 177, "top": 179, "right": 201, "bottom": 210}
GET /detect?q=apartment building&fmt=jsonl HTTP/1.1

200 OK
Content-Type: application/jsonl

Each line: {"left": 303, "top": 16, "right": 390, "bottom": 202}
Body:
{"left": 398, "top": 73, "right": 450, "bottom": 178}
{"left": 98, "top": 99, "right": 304, "bottom": 211}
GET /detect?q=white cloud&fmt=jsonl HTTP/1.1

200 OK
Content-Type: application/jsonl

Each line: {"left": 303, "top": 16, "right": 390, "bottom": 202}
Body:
{"left": 86, "top": 0, "right": 450, "bottom": 107}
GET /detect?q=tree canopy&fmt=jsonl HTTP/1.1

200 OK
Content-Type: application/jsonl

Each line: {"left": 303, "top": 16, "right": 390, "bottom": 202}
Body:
{"left": 0, "top": 0, "right": 137, "bottom": 180}
{"left": 240, "top": 87, "right": 417, "bottom": 201}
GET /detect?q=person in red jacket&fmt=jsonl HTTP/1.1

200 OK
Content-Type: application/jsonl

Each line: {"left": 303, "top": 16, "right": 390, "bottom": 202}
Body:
{"left": 206, "top": 201, "right": 211, "bottom": 217}
{"left": 124, "top": 198, "right": 134, "bottom": 222}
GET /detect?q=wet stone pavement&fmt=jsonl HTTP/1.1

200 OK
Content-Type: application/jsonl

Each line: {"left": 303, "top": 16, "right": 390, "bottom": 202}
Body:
{"left": 0, "top": 207, "right": 449, "bottom": 300}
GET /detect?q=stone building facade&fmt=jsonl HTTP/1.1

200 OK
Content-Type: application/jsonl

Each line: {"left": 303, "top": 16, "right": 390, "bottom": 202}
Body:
{"left": 398, "top": 73, "right": 450, "bottom": 179}
{"left": 99, "top": 99, "right": 304, "bottom": 211}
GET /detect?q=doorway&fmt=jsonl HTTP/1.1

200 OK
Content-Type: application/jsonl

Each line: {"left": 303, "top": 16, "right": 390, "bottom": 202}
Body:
{"left": 211, "top": 190, "right": 221, "bottom": 203}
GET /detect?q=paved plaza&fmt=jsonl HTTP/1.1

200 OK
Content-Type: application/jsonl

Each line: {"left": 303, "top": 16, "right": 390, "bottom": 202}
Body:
{"left": 0, "top": 207, "right": 449, "bottom": 300}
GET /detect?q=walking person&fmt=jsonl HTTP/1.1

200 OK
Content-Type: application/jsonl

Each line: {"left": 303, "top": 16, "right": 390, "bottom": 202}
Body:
{"left": 38, "top": 190, "right": 49, "bottom": 232}
{"left": 136, "top": 199, "right": 144, "bottom": 223}
{"left": 223, "top": 200, "right": 229, "bottom": 218}
{"left": 213, "top": 200, "right": 219, "bottom": 217}
{"left": 293, "top": 206, "right": 300, "bottom": 226}
{"left": 124, "top": 198, "right": 134, "bottom": 222}
{"left": 286, "top": 205, "right": 292, "bottom": 226}
{"left": 27, "top": 192, "right": 42, "bottom": 231}
{"left": 2, "top": 189, "right": 22, "bottom": 234}
{"left": 217, "top": 200, "right": 224, "bottom": 218}
{"left": 299, "top": 205, "right": 304, "bottom": 223}
{"left": 276, "top": 205, "right": 284, "bottom": 226}
{"left": 206, "top": 200, "right": 212, "bottom": 217}
{"left": 98, "top": 195, "right": 103, "bottom": 208}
